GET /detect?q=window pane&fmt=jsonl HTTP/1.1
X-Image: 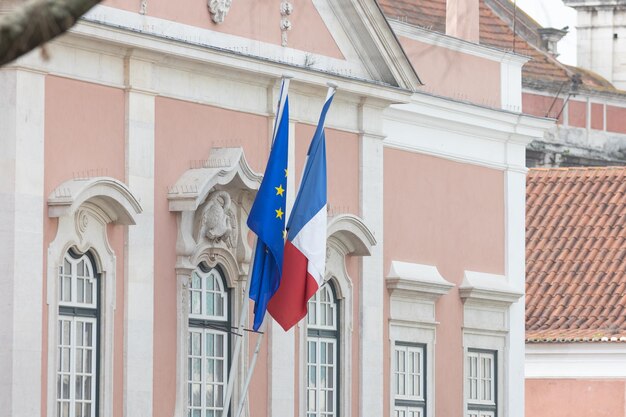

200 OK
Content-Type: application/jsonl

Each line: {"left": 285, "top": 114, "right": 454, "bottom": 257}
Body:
{"left": 192, "top": 272, "right": 201, "bottom": 289}
{"left": 206, "top": 291, "right": 214, "bottom": 316}
{"left": 76, "top": 375, "right": 83, "bottom": 400}
{"left": 216, "top": 334, "right": 224, "bottom": 356}
{"left": 63, "top": 276, "right": 71, "bottom": 302}
{"left": 206, "top": 384, "right": 214, "bottom": 407}
{"left": 76, "top": 349, "right": 83, "bottom": 373}
{"left": 86, "top": 281, "right": 93, "bottom": 304}
{"left": 308, "top": 299, "right": 316, "bottom": 326}
{"left": 215, "top": 293, "right": 223, "bottom": 317}
{"left": 84, "top": 376, "right": 92, "bottom": 400}
{"left": 77, "top": 278, "right": 84, "bottom": 303}
{"left": 191, "top": 291, "right": 201, "bottom": 315}
{"left": 192, "top": 383, "right": 201, "bottom": 406}
{"left": 307, "top": 389, "right": 316, "bottom": 412}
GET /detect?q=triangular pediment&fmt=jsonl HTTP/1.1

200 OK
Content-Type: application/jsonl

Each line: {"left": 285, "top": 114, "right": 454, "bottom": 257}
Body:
{"left": 199, "top": 0, "right": 423, "bottom": 89}
{"left": 209, "top": 0, "right": 422, "bottom": 89}
{"left": 88, "top": 0, "right": 421, "bottom": 90}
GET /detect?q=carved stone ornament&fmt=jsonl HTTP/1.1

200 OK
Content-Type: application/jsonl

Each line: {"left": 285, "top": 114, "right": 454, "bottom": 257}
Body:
{"left": 75, "top": 208, "right": 89, "bottom": 239}
{"left": 196, "top": 190, "right": 237, "bottom": 248}
{"left": 280, "top": 1, "right": 293, "bottom": 47}
{"left": 208, "top": 0, "right": 232, "bottom": 24}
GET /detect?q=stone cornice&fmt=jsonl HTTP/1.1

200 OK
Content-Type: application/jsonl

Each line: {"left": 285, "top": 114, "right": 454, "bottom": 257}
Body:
{"left": 386, "top": 261, "right": 454, "bottom": 300}
{"left": 459, "top": 270, "right": 523, "bottom": 305}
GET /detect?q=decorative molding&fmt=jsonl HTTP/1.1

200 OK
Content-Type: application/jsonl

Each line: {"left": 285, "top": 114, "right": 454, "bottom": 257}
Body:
{"left": 327, "top": 213, "right": 377, "bottom": 256}
{"left": 170, "top": 147, "right": 262, "bottom": 417}
{"left": 195, "top": 190, "right": 237, "bottom": 248}
{"left": 384, "top": 94, "right": 554, "bottom": 173}
{"left": 73, "top": 3, "right": 419, "bottom": 93}
{"left": 168, "top": 147, "right": 262, "bottom": 213}
{"left": 326, "top": 0, "right": 422, "bottom": 89}
{"left": 386, "top": 261, "right": 454, "bottom": 301}
{"left": 139, "top": 0, "right": 147, "bottom": 15}
{"left": 459, "top": 270, "right": 523, "bottom": 305}
{"left": 280, "top": 1, "right": 293, "bottom": 47}
{"left": 45, "top": 176, "right": 142, "bottom": 417}
{"left": 208, "top": 0, "right": 232, "bottom": 24}
{"left": 386, "top": 261, "right": 450, "bottom": 417}
{"left": 460, "top": 268, "right": 521, "bottom": 417}
{"left": 48, "top": 176, "right": 143, "bottom": 224}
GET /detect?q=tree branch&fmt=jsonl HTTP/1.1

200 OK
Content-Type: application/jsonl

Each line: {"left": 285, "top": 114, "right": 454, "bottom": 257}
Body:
{"left": 0, "top": 0, "right": 102, "bottom": 67}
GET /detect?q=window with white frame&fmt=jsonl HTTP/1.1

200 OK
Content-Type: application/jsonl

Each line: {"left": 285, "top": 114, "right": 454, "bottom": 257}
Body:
{"left": 56, "top": 250, "right": 99, "bottom": 417}
{"left": 188, "top": 266, "right": 230, "bottom": 417}
{"left": 466, "top": 349, "right": 496, "bottom": 417}
{"left": 393, "top": 343, "right": 426, "bottom": 417}
{"left": 306, "top": 283, "right": 339, "bottom": 417}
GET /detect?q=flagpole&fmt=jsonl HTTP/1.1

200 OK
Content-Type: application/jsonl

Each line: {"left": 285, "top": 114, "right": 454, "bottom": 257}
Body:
{"left": 220, "top": 75, "right": 292, "bottom": 417}
{"left": 234, "top": 318, "right": 267, "bottom": 417}
{"left": 232, "top": 82, "right": 338, "bottom": 417}
{"left": 326, "top": 81, "right": 338, "bottom": 100}
{"left": 220, "top": 236, "right": 255, "bottom": 417}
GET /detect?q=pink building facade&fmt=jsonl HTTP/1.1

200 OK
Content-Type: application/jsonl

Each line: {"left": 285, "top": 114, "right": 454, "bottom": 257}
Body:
{"left": 0, "top": 1, "right": 551, "bottom": 417}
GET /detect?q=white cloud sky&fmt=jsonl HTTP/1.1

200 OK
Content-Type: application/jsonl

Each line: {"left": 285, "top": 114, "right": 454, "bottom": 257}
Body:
{"left": 514, "top": 0, "right": 577, "bottom": 66}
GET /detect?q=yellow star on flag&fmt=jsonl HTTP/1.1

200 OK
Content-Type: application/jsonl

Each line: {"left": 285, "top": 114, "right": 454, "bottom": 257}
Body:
{"left": 275, "top": 207, "right": 284, "bottom": 219}
{"left": 283, "top": 229, "right": 287, "bottom": 239}
{"left": 284, "top": 168, "right": 288, "bottom": 177}
{"left": 275, "top": 184, "right": 285, "bottom": 197}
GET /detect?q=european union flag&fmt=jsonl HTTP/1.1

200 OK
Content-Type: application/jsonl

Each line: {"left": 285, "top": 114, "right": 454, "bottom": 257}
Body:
{"left": 247, "top": 79, "right": 290, "bottom": 331}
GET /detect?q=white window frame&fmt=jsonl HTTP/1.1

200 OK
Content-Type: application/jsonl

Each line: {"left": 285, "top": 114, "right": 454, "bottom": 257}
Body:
{"left": 393, "top": 343, "right": 426, "bottom": 417}
{"left": 187, "top": 266, "right": 230, "bottom": 417}
{"left": 460, "top": 270, "right": 522, "bottom": 417}
{"left": 306, "top": 284, "right": 339, "bottom": 417}
{"left": 466, "top": 349, "right": 497, "bottom": 417}
{"left": 57, "top": 316, "right": 98, "bottom": 417}
{"left": 56, "top": 251, "right": 99, "bottom": 417}
{"left": 46, "top": 177, "right": 142, "bottom": 417}
{"left": 387, "top": 261, "right": 455, "bottom": 417}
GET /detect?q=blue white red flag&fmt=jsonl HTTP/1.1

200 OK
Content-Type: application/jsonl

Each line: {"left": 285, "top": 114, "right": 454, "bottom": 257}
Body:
{"left": 267, "top": 86, "right": 335, "bottom": 331}
{"left": 247, "top": 79, "right": 290, "bottom": 331}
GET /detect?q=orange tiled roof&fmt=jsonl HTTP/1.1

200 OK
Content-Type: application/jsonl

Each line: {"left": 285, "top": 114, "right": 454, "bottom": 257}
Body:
{"left": 378, "top": 0, "right": 618, "bottom": 93}
{"left": 526, "top": 168, "right": 626, "bottom": 343}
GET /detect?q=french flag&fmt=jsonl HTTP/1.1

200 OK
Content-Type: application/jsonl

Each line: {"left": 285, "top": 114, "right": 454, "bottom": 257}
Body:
{"left": 267, "top": 86, "right": 336, "bottom": 331}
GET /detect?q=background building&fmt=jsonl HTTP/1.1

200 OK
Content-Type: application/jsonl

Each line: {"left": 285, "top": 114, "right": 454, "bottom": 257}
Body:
{"left": 380, "top": 0, "right": 626, "bottom": 168}
{"left": 525, "top": 167, "right": 626, "bottom": 416}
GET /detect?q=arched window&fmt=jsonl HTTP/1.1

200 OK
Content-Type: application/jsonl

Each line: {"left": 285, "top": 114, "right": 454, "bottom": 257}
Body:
{"left": 306, "top": 283, "right": 339, "bottom": 417}
{"left": 187, "top": 265, "right": 230, "bottom": 417}
{"left": 56, "top": 249, "right": 99, "bottom": 417}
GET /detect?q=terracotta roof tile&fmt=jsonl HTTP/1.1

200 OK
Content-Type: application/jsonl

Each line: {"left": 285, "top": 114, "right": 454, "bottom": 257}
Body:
{"left": 526, "top": 167, "right": 626, "bottom": 343}
{"left": 378, "top": 0, "right": 622, "bottom": 95}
